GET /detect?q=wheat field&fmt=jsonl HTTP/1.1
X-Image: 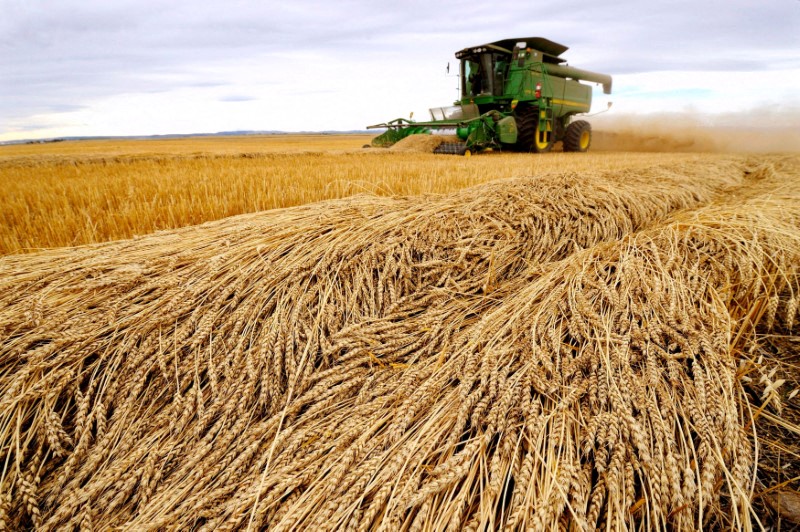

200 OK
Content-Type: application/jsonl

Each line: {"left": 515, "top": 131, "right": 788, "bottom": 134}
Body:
{"left": 0, "top": 135, "right": 731, "bottom": 255}
{"left": 0, "top": 135, "right": 799, "bottom": 530}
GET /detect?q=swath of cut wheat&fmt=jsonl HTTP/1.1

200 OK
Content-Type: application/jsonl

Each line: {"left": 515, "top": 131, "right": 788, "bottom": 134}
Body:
{"left": 0, "top": 155, "right": 799, "bottom": 530}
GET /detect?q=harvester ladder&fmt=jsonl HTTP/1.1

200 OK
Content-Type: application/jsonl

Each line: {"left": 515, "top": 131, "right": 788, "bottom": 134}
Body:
{"left": 532, "top": 62, "right": 555, "bottom": 142}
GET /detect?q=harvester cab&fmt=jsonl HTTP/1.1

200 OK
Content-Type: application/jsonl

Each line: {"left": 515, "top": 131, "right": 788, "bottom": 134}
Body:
{"left": 367, "top": 37, "right": 612, "bottom": 155}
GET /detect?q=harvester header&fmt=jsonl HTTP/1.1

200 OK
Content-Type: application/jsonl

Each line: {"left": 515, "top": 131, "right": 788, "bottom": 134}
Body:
{"left": 368, "top": 37, "right": 613, "bottom": 155}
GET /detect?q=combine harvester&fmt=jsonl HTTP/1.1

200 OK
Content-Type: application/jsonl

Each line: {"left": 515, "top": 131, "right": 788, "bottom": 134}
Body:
{"left": 368, "top": 37, "right": 612, "bottom": 155}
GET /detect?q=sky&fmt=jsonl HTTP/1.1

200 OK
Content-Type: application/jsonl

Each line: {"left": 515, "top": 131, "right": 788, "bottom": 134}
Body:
{"left": 1, "top": 0, "right": 799, "bottom": 141}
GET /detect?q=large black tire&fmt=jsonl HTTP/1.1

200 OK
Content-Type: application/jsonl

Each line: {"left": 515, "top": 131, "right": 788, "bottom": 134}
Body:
{"left": 563, "top": 120, "right": 592, "bottom": 152}
{"left": 513, "top": 104, "right": 552, "bottom": 153}
{"left": 513, "top": 104, "right": 536, "bottom": 152}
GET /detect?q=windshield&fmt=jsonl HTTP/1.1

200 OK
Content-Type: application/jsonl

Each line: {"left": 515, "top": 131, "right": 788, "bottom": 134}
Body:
{"left": 462, "top": 58, "right": 483, "bottom": 96}
{"left": 461, "top": 53, "right": 508, "bottom": 98}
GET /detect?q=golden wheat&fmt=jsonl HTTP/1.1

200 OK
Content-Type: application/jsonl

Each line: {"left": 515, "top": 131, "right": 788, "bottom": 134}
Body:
{"left": 0, "top": 134, "right": 732, "bottom": 254}
{"left": 1, "top": 154, "right": 799, "bottom": 529}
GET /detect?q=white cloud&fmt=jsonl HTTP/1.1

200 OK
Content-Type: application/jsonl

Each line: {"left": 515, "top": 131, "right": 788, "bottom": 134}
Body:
{"left": 603, "top": 68, "right": 800, "bottom": 115}
{"left": 2, "top": 0, "right": 799, "bottom": 141}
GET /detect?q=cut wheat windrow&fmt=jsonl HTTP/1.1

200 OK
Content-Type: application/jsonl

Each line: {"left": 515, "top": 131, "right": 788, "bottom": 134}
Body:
{"left": 0, "top": 156, "right": 798, "bottom": 530}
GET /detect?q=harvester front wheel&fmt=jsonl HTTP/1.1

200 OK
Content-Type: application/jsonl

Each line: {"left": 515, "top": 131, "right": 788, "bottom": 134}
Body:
{"left": 563, "top": 120, "right": 592, "bottom": 152}
{"left": 513, "top": 105, "right": 552, "bottom": 153}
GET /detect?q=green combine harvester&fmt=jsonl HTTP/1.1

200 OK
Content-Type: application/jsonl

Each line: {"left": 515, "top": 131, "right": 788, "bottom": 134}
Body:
{"left": 368, "top": 37, "right": 612, "bottom": 156}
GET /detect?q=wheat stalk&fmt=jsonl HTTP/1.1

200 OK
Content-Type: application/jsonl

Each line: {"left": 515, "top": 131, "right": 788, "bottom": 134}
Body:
{"left": 0, "top": 156, "right": 798, "bottom": 529}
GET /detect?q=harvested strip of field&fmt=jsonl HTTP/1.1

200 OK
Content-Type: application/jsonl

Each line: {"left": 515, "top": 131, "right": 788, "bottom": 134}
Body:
{"left": 0, "top": 156, "right": 799, "bottom": 530}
